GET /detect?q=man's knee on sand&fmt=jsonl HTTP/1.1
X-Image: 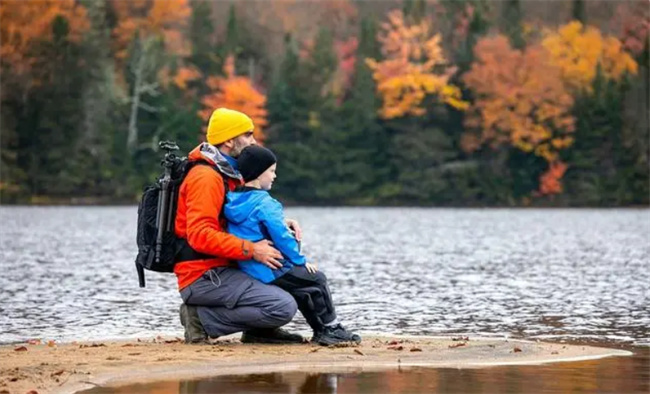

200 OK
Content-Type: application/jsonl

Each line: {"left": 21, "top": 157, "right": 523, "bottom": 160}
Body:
{"left": 261, "top": 286, "right": 298, "bottom": 324}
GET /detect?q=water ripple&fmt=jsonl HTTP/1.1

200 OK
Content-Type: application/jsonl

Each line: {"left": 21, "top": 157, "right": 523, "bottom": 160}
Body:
{"left": 0, "top": 207, "right": 648, "bottom": 346}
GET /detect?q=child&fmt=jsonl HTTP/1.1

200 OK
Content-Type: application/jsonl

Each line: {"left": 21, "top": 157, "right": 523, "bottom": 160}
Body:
{"left": 224, "top": 145, "right": 361, "bottom": 346}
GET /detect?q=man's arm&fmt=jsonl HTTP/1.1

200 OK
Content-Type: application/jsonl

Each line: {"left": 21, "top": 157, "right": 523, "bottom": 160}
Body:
{"left": 184, "top": 167, "right": 282, "bottom": 267}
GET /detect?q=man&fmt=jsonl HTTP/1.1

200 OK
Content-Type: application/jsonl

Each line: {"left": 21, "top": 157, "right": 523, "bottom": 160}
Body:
{"left": 175, "top": 107, "right": 303, "bottom": 344}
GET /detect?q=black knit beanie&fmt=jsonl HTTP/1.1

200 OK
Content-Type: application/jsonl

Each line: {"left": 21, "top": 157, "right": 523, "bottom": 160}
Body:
{"left": 238, "top": 145, "right": 277, "bottom": 183}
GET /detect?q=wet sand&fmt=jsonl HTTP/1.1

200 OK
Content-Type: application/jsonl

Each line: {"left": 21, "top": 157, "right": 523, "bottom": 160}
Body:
{"left": 0, "top": 334, "right": 632, "bottom": 394}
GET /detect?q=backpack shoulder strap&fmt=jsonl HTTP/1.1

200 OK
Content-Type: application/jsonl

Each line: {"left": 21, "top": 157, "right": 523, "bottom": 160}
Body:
{"left": 190, "top": 160, "right": 230, "bottom": 200}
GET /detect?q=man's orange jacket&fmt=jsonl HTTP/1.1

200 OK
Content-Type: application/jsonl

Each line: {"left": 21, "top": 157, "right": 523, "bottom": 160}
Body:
{"left": 173, "top": 144, "right": 254, "bottom": 290}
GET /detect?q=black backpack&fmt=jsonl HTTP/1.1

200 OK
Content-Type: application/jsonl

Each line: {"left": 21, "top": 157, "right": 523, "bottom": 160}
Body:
{"left": 135, "top": 141, "right": 223, "bottom": 287}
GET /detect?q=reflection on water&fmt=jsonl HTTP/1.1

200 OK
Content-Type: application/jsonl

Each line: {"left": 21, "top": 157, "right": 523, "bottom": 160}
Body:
{"left": 0, "top": 207, "right": 648, "bottom": 346}
{"left": 81, "top": 348, "right": 649, "bottom": 394}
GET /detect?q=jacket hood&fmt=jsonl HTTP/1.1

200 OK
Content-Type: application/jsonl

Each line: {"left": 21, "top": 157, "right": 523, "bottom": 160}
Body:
{"left": 224, "top": 189, "right": 268, "bottom": 224}
{"left": 188, "top": 143, "right": 242, "bottom": 180}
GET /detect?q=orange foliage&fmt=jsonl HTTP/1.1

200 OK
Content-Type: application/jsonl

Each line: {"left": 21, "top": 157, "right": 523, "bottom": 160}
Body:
{"left": 538, "top": 161, "right": 568, "bottom": 195}
{"left": 463, "top": 35, "right": 575, "bottom": 163}
{"left": 173, "top": 65, "right": 202, "bottom": 90}
{"left": 542, "top": 21, "right": 638, "bottom": 93}
{"left": 111, "top": 0, "right": 191, "bottom": 61}
{"left": 611, "top": 4, "right": 650, "bottom": 58}
{"left": 199, "top": 56, "right": 268, "bottom": 142}
{"left": 331, "top": 37, "right": 358, "bottom": 102}
{"left": 365, "top": 10, "right": 467, "bottom": 119}
{"left": 0, "top": 0, "right": 89, "bottom": 76}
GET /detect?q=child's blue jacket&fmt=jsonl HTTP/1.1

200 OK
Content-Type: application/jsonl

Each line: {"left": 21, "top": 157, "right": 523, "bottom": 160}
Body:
{"left": 224, "top": 188, "right": 306, "bottom": 283}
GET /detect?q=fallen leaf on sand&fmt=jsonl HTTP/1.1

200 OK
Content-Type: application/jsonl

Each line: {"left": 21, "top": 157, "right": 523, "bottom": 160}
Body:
{"left": 128, "top": 353, "right": 141, "bottom": 356}
{"left": 387, "top": 340, "right": 401, "bottom": 346}
{"left": 14, "top": 346, "right": 28, "bottom": 352}
{"left": 452, "top": 336, "right": 469, "bottom": 341}
{"left": 310, "top": 348, "right": 321, "bottom": 353}
{"left": 551, "top": 351, "right": 559, "bottom": 355}
{"left": 410, "top": 347, "right": 422, "bottom": 352}
{"left": 26, "top": 391, "right": 39, "bottom": 394}
{"left": 106, "top": 356, "right": 119, "bottom": 361}
{"left": 51, "top": 370, "right": 65, "bottom": 376}
{"left": 354, "top": 349, "right": 365, "bottom": 356}
{"left": 513, "top": 347, "right": 522, "bottom": 353}
{"left": 80, "top": 343, "right": 106, "bottom": 349}
{"left": 388, "top": 345, "right": 404, "bottom": 351}
{"left": 448, "top": 342, "right": 466, "bottom": 349}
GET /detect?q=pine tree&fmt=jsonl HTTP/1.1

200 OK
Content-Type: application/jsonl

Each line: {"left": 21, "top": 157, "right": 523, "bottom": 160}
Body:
{"left": 502, "top": 0, "right": 524, "bottom": 49}
{"left": 265, "top": 35, "right": 319, "bottom": 202}
{"left": 189, "top": 0, "right": 218, "bottom": 78}
{"left": 572, "top": 0, "right": 586, "bottom": 24}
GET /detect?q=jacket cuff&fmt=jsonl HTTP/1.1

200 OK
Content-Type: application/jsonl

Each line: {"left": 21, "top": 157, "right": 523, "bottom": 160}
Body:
{"left": 241, "top": 240, "right": 254, "bottom": 258}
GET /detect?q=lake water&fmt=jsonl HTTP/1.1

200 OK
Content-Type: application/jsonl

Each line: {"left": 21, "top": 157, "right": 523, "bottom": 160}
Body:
{"left": 0, "top": 207, "right": 648, "bottom": 347}
{"left": 80, "top": 349, "right": 650, "bottom": 394}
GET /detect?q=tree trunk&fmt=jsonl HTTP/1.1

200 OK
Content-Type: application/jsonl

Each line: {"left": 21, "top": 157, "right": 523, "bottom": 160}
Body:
{"left": 127, "top": 52, "right": 145, "bottom": 153}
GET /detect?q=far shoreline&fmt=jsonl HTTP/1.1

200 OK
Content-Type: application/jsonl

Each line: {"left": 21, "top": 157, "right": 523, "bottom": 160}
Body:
{"left": 1, "top": 201, "right": 649, "bottom": 208}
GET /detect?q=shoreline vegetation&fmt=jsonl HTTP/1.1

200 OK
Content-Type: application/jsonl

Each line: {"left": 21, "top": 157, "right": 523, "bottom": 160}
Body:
{"left": 0, "top": 335, "right": 633, "bottom": 394}
{"left": 2, "top": 197, "right": 650, "bottom": 208}
{"left": 2, "top": 1, "right": 648, "bottom": 210}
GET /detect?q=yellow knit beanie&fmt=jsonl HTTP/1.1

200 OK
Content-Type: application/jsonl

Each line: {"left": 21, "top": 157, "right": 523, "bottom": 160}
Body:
{"left": 206, "top": 108, "right": 254, "bottom": 145}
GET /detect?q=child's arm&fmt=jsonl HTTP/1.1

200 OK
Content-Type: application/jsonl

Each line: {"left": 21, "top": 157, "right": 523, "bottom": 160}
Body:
{"left": 259, "top": 198, "right": 306, "bottom": 265}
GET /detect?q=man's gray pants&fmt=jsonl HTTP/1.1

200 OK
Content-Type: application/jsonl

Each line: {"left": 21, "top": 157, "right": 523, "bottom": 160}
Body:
{"left": 179, "top": 267, "right": 297, "bottom": 338}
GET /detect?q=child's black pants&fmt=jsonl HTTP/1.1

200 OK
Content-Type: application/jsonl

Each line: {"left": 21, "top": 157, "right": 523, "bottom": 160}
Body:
{"left": 271, "top": 265, "right": 337, "bottom": 332}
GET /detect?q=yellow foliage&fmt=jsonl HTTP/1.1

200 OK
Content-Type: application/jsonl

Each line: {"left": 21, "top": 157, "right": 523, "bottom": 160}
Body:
{"left": 463, "top": 35, "right": 575, "bottom": 166}
{"left": 542, "top": 21, "right": 638, "bottom": 93}
{"left": 365, "top": 10, "right": 467, "bottom": 119}
{"left": 199, "top": 56, "right": 268, "bottom": 142}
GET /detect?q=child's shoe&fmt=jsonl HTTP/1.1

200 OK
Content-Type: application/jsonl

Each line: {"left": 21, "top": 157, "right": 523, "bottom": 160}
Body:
{"left": 314, "top": 324, "right": 361, "bottom": 346}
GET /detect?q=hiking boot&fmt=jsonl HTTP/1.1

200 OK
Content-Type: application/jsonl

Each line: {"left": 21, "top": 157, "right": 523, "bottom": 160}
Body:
{"left": 179, "top": 303, "right": 208, "bottom": 344}
{"left": 241, "top": 327, "right": 305, "bottom": 344}
{"left": 315, "top": 324, "right": 361, "bottom": 346}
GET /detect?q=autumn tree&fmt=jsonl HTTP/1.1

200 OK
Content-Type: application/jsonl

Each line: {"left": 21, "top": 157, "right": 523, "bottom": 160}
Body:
{"left": 439, "top": 0, "right": 491, "bottom": 72}
{"left": 0, "top": 0, "right": 90, "bottom": 200}
{"left": 542, "top": 21, "right": 638, "bottom": 94}
{"left": 199, "top": 55, "right": 267, "bottom": 142}
{"left": 366, "top": 10, "right": 466, "bottom": 120}
{"left": 545, "top": 21, "right": 647, "bottom": 205}
{"left": 463, "top": 35, "right": 575, "bottom": 196}
{"left": 110, "top": 0, "right": 191, "bottom": 152}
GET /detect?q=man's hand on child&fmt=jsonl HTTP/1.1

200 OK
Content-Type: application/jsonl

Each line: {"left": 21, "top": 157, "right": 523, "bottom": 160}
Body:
{"left": 305, "top": 263, "right": 318, "bottom": 274}
{"left": 252, "top": 240, "right": 283, "bottom": 269}
{"left": 285, "top": 218, "right": 302, "bottom": 241}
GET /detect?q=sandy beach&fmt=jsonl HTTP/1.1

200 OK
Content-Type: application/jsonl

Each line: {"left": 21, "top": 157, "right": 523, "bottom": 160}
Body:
{"left": 0, "top": 334, "right": 632, "bottom": 394}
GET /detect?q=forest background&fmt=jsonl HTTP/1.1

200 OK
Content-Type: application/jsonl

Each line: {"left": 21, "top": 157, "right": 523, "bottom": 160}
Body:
{"left": 1, "top": 0, "right": 648, "bottom": 206}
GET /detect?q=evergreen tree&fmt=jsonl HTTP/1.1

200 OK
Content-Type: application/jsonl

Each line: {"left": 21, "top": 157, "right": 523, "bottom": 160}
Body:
{"left": 266, "top": 35, "right": 318, "bottom": 202}
{"left": 564, "top": 69, "right": 648, "bottom": 205}
{"left": 502, "top": 0, "right": 524, "bottom": 49}
{"left": 572, "top": 0, "right": 586, "bottom": 24}
{"left": 189, "top": 0, "right": 218, "bottom": 78}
